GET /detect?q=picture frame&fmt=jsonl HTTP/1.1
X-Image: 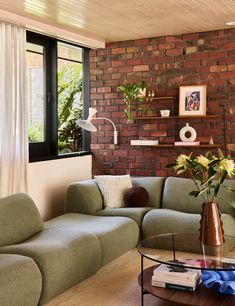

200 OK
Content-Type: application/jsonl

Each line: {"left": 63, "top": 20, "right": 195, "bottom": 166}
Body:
{"left": 179, "top": 85, "right": 207, "bottom": 116}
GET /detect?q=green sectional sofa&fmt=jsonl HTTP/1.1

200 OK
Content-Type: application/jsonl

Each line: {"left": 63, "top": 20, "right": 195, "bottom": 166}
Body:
{"left": 66, "top": 176, "right": 235, "bottom": 240}
{"left": 0, "top": 176, "right": 234, "bottom": 305}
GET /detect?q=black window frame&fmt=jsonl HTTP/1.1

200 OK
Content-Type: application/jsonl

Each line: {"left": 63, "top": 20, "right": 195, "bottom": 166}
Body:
{"left": 27, "top": 31, "right": 91, "bottom": 162}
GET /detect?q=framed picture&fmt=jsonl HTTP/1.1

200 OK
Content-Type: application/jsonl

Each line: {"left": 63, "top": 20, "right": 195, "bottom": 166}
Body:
{"left": 179, "top": 85, "right": 207, "bottom": 116}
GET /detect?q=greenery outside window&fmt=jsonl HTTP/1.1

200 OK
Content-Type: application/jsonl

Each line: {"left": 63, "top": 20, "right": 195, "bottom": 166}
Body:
{"left": 26, "top": 32, "right": 90, "bottom": 162}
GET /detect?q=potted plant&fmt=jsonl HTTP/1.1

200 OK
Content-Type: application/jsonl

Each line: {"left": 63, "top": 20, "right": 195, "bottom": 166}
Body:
{"left": 167, "top": 149, "right": 235, "bottom": 246}
{"left": 119, "top": 80, "right": 146, "bottom": 123}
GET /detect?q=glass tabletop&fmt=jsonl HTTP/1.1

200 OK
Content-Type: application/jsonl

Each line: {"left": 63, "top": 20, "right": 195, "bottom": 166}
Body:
{"left": 138, "top": 233, "right": 235, "bottom": 271}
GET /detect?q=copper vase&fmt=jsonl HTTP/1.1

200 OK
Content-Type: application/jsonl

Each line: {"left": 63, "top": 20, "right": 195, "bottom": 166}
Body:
{"left": 199, "top": 202, "right": 225, "bottom": 246}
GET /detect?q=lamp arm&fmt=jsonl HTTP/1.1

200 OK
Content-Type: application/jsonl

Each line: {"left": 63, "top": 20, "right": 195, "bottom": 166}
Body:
{"left": 91, "top": 117, "right": 118, "bottom": 145}
{"left": 91, "top": 117, "right": 117, "bottom": 131}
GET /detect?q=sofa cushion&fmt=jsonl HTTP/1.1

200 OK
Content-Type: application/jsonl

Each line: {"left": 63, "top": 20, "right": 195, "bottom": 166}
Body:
{"left": 0, "top": 254, "right": 42, "bottom": 306}
{"left": 66, "top": 179, "right": 103, "bottom": 213}
{"left": 45, "top": 213, "right": 139, "bottom": 266}
{"left": 124, "top": 186, "right": 149, "bottom": 207}
{"left": 142, "top": 208, "right": 235, "bottom": 239}
{"left": 94, "top": 207, "right": 154, "bottom": 227}
{"left": 162, "top": 177, "right": 235, "bottom": 216}
{"left": 95, "top": 175, "right": 132, "bottom": 208}
{"left": 0, "top": 193, "right": 43, "bottom": 247}
{"left": 131, "top": 177, "right": 165, "bottom": 208}
{"left": 0, "top": 226, "right": 102, "bottom": 305}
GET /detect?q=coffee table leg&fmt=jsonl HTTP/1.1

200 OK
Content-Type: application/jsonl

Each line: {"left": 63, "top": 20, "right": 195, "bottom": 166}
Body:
{"left": 141, "top": 254, "right": 144, "bottom": 306}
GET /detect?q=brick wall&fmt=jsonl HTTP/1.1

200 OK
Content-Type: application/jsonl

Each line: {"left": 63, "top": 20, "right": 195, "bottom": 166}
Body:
{"left": 89, "top": 29, "right": 235, "bottom": 176}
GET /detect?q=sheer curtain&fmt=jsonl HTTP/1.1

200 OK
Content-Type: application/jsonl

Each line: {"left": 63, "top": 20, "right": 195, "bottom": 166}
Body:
{"left": 0, "top": 23, "right": 28, "bottom": 197}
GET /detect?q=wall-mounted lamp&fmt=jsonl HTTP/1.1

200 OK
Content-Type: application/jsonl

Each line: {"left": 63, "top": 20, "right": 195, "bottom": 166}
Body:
{"left": 76, "top": 107, "right": 118, "bottom": 144}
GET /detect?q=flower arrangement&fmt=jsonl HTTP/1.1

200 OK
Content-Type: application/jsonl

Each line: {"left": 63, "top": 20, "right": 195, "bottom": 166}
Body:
{"left": 167, "top": 149, "right": 235, "bottom": 206}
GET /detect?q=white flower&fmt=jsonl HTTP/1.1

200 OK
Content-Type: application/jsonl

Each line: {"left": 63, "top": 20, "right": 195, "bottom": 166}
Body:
{"left": 196, "top": 155, "right": 210, "bottom": 169}
{"left": 218, "top": 159, "right": 235, "bottom": 177}
{"left": 175, "top": 154, "right": 189, "bottom": 170}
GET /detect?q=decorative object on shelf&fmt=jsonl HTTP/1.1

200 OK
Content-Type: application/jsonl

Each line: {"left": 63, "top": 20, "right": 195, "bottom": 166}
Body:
{"left": 167, "top": 149, "right": 235, "bottom": 246}
{"left": 202, "top": 269, "right": 235, "bottom": 295}
{"left": 209, "top": 137, "right": 214, "bottom": 145}
{"left": 160, "top": 109, "right": 170, "bottom": 117}
{"left": 174, "top": 141, "right": 200, "bottom": 146}
{"left": 130, "top": 140, "right": 159, "bottom": 146}
{"left": 146, "top": 90, "right": 155, "bottom": 102}
{"left": 179, "top": 123, "right": 197, "bottom": 142}
{"left": 76, "top": 107, "right": 118, "bottom": 144}
{"left": 179, "top": 85, "right": 207, "bottom": 116}
{"left": 118, "top": 80, "right": 146, "bottom": 123}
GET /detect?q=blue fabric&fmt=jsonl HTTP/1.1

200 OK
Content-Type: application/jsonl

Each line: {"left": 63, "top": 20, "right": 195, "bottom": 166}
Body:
{"left": 202, "top": 268, "right": 235, "bottom": 295}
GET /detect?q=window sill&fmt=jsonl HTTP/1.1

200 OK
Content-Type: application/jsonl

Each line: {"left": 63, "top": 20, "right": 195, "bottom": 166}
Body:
{"left": 29, "top": 151, "right": 92, "bottom": 163}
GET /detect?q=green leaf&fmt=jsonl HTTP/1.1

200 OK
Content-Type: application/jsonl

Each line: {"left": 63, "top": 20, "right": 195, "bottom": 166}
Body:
{"left": 230, "top": 201, "right": 235, "bottom": 208}
{"left": 218, "top": 148, "right": 225, "bottom": 159}
{"left": 189, "top": 191, "right": 200, "bottom": 197}
{"left": 166, "top": 162, "right": 176, "bottom": 168}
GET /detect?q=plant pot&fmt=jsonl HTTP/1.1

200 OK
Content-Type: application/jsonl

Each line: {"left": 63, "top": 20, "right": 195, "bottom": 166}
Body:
{"left": 199, "top": 202, "right": 225, "bottom": 246}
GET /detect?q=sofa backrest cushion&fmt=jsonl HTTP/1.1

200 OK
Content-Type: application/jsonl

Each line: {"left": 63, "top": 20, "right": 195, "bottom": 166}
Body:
{"left": 162, "top": 177, "right": 235, "bottom": 216}
{"left": 131, "top": 177, "right": 165, "bottom": 208}
{"left": 0, "top": 193, "right": 43, "bottom": 247}
{"left": 66, "top": 180, "right": 103, "bottom": 214}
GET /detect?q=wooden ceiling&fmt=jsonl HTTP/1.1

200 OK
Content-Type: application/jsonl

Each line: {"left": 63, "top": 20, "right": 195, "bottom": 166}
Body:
{"left": 0, "top": 0, "right": 235, "bottom": 42}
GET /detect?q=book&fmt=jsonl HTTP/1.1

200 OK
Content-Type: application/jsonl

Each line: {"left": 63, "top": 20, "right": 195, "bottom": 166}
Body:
{"left": 152, "top": 275, "right": 200, "bottom": 286}
{"left": 153, "top": 264, "right": 201, "bottom": 281}
{"left": 151, "top": 280, "right": 200, "bottom": 292}
{"left": 174, "top": 141, "right": 200, "bottom": 146}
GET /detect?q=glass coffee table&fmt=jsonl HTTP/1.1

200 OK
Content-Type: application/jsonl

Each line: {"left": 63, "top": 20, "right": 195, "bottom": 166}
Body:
{"left": 138, "top": 233, "right": 235, "bottom": 306}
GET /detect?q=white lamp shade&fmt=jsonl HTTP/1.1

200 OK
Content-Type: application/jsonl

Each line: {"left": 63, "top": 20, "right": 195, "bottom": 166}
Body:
{"left": 76, "top": 119, "right": 97, "bottom": 132}
{"left": 88, "top": 107, "right": 97, "bottom": 119}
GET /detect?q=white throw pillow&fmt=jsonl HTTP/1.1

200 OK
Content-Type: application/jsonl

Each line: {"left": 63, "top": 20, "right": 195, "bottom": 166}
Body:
{"left": 94, "top": 175, "right": 132, "bottom": 208}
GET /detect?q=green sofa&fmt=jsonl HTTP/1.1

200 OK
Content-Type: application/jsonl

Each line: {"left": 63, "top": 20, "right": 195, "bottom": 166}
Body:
{"left": 0, "top": 193, "right": 138, "bottom": 305}
{"left": 66, "top": 176, "right": 235, "bottom": 239}
{"left": 0, "top": 176, "right": 234, "bottom": 305}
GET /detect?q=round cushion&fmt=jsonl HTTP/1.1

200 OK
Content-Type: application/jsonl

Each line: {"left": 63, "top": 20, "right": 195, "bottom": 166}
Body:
{"left": 124, "top": 186, "right": 149, "bottom": 207}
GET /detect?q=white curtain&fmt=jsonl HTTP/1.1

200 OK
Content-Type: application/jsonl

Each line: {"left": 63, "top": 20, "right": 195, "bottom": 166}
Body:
{"left": 0, "top": 23, "right": 28, "bottom": 197}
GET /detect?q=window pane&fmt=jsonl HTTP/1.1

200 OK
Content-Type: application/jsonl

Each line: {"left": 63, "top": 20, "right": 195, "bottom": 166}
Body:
{"left": 27, "top": 43, "right": 45, "bottom": 143}
{"left": 58, "top": 42, "right": 82, "bottom": 62}
{"left": 57, "top": 42, "right": 83, "bottom": 154}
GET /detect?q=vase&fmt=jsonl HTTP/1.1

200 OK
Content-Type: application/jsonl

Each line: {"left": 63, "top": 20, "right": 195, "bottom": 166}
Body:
{"left": 199, "top": 202, "right": 225, "bottom": 246}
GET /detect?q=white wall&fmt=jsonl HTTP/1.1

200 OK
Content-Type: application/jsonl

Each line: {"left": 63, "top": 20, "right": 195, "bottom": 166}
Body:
{"left": 28, "top": 155, "right": 92, "bottom": 221}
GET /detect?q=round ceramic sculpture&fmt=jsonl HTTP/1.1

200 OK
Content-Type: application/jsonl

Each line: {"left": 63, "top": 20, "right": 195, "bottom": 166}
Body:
{"left": 202, "top": 269, "right": 235, "bottom": 295}
{"left": 179, "top": 123, "right": 197, "bottom": 142}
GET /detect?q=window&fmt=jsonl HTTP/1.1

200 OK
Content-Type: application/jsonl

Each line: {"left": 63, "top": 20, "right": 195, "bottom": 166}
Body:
{"left": 26, "top": 32, "right": 90, "bottom": 162}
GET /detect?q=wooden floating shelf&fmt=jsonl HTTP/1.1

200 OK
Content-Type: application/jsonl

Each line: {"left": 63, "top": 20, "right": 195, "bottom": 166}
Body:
{"left": 145, "top": 96, "right": 176, "bottom": 101}
{"left": 134, "top": 115, "right": 221, "bottom": 120}
{"left": 132, "top": 144, "right": 221, "bottom": 148}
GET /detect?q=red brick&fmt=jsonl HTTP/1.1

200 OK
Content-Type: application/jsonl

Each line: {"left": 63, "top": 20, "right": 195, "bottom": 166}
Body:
{"left": 210, "top": 65, "right": 227, "bottom": 72}
{"left": 134, "top": 39, "right": 149, "bottom": 46}
{"left": 112, "top": 60, "right": 126, "bottom": 67}
{"left": 210, "top": 51, "right": 227, "bottom": 58}
{"left": 127, "top": 59, "right": 142, "bottom": 66}
{"left": 166, "top": 49, "right": 183, "bottom": 56}
{"left": 183, "top": 60, "right": 200, "bottom": 68}
{"left": 222, "top": 42, "right": 235, "bottom": 50}
{"left": 97, "top": 87, "right": 111, "bottom": 93}
{"left": 133, "top": 65, "right": 149, "bottom": 72}
{"left": 228, "top": 64, "right": 235, "bottom": 71}
{"left": 118, "top": 66, "right": 133, "bottom": 73}
{"left": 159, "top": 43, "right": 175, "bottom": 49}
{"left": 111, "top": 48, "right": 126, "bottom": 54}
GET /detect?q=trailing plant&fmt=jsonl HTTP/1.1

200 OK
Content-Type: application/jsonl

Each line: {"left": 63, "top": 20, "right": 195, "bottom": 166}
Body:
{"left": 119, "top": 80, "right": 146, "bottom": 123}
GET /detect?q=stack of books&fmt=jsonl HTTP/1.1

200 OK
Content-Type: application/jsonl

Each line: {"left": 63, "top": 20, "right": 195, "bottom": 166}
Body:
{"left": 151, "top": 264, "right": 201, "bottom": 292}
